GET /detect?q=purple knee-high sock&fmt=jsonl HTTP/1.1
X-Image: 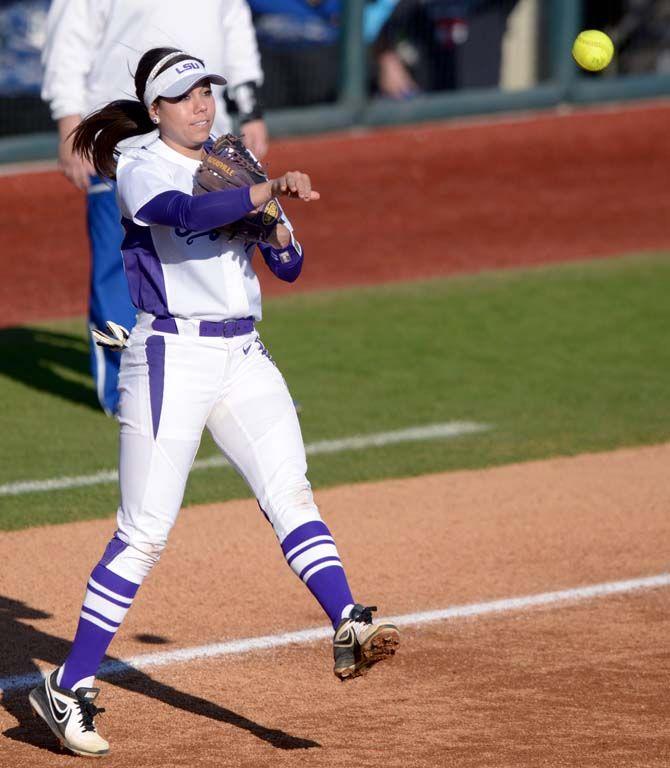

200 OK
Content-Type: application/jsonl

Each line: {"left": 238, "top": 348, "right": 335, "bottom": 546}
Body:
{"left": 281, "top": 521, "right": 354, "bottom": 628}
{"left": 59, "top": 562, "right": 139, "bottom": 690}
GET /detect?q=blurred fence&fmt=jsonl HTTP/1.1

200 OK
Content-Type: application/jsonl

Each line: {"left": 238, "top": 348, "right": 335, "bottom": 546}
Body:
{"left": 0, "top": 0, "right": 51, "bottom": 137}
{"left": 1, "top": 0, "right": 670, "bottom": 163}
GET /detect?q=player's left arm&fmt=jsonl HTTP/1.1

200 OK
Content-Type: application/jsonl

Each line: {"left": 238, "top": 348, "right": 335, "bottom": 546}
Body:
{"left": 259, "top": 207, "right": 304, "bottom": 283}
{"left": 221, "top": 0, "right": 268, "bottom": 159}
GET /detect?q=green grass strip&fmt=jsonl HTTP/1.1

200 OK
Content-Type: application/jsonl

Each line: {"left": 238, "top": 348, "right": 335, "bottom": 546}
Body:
{"left": 1, "top": 252, "right": 669, "bottom": 531}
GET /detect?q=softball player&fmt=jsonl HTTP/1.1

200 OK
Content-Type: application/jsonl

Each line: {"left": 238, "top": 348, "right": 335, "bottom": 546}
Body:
{"left": 29, "top": 48, "right": 399, "bottom": 758}
{"left": 42, "top": 0, "right": 268, "bottom": 416}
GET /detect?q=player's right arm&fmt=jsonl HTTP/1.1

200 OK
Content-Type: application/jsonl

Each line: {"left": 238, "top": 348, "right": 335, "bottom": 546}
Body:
{"left": 42, "top": 0, "right": 105, "bottom": 190}
{"left": 118, "top": 160, "right": 317, "bottom": 232}
{"left": 258, "top": 205, "right": 304, "bottom": 283}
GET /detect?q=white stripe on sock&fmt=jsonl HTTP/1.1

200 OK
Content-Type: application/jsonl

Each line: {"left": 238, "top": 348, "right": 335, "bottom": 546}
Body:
{"left": 88, "top": 576, "right": 133, "bottom": 605}
{"left": 80, "top": 610, "right": 118, "bottom": 633}
{"left": 284, "top": 535, "right": 334, "bottom": 562}
{"left": 290, "top": 544, "right": 340, "bottom": 576}
{"left": 302, "top": 560, "right": 344, "bottom": 583}
{"left": 83, "top": 590, "right": 130, "bottom": 625}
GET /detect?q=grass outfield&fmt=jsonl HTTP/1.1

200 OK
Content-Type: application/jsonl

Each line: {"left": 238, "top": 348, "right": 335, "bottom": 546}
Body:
{"left": 1, "top": 252, "right": 669, "bottom": 531}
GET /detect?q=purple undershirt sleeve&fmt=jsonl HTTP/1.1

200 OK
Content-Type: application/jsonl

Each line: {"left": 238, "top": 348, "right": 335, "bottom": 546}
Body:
{"left": 136, "top": 188, "right": 255, "bottom": 231}
{"left": 258, "top": 241, "right": 304, "bottom": 283}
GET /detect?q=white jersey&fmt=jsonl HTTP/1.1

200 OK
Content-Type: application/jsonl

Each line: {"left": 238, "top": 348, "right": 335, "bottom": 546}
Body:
{"left": 116, "top": 136, "right": 263, "bottom": 322}
{"left": 42, "top": 0, "right": 262, "bottom": 136}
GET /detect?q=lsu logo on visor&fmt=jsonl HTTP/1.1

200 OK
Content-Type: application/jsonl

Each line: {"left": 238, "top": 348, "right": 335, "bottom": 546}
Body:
{"left": 175, "top": 61, "right": 202, "bottom": 74}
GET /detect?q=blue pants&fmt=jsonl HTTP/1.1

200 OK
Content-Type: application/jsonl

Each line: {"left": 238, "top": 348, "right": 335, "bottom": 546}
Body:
{"left": 87, "top": 180, "right": 136, "bottom": 415}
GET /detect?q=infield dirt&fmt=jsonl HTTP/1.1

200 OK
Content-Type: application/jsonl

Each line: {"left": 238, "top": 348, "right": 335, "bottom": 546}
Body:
{"left": 3, "top": 102, "right": 670, "bottom": 766}
{"left": 2, "top": 443, "right": 670, "bottom": 767}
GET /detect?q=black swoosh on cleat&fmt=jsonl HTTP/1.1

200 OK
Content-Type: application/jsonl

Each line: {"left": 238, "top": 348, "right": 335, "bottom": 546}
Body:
{"left": 48, "top": 696, "right": 71, "bottom": 728}
{"left": 46, "top": 681, "right": 72, "bottom": 726}
{"left": 334, "top": 628, "right": 355, "bottom": 648}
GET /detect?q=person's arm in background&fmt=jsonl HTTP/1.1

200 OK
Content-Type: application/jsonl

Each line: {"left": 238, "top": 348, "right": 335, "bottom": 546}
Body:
{"left": 371, "top": 0, "right": 420, "bottom": 99}
{"left": 41, "top": 0, "right": 103, "bottom": 190}
{"left": 221, "top": 0, "right": 269, "bottom": 160}
{"left": 55, "top": 114, "right": 93, "bottom": 190}
{"left": 376, "top": 49, "right": 419, "bottom": 99}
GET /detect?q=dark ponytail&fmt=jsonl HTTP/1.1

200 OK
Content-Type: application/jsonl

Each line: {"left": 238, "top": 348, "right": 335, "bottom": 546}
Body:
{"left": 71, "top": 47, "right": 204, "bottom": 179}
{"left": 72, "top": 99, "right": 154, "bottom": 178}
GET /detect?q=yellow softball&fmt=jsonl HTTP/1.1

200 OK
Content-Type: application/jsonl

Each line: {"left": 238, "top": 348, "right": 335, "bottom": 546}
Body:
{"left": 572, "top": 30, "right": 614, "bottom": 72}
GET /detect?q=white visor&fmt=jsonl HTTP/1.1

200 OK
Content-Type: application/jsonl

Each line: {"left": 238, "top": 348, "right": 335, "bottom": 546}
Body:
{"left": 143, "top": 54, "right": 226, "bottom": 109}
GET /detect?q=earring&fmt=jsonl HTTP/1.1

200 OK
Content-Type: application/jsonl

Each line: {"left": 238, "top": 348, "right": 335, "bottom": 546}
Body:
{"left": 152, "top": 117, "right": 159, "bottom": 124}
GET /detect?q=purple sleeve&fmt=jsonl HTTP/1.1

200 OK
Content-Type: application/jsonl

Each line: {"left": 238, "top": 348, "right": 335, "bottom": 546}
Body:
{"left": 258, "top": 241, "right": 304, "bottom": 283}
{"left": 136, "top": 188, "right": 255, "bottom": 230}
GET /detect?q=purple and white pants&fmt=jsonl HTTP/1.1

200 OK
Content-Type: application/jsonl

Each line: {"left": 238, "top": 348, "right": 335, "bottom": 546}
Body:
{"left": 115, "top": 312, "right": 321, "bottom": 565}
{"left": 58, "top": 311, "right": 355, "bottom": 689}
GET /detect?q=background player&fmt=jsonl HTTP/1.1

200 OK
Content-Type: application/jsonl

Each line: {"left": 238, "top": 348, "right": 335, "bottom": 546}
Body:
{"left": 29, "top": 47, "right": 399, "bottom": 758}
{"left": 42, "top": 0, "right": 269, "bottom": 416}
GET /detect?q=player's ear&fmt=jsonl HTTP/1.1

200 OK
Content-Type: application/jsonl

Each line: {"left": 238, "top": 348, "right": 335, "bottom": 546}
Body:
{"left": 149, "top": 104, "right": 160, "bottom": 125}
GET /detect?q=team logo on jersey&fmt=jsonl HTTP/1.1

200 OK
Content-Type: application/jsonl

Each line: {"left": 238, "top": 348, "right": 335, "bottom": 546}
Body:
{"left": 262, "top": 200, "right": 280, "bottom": 226}
{"left": 174, "top": 228, "right": 221, "bottom": 245}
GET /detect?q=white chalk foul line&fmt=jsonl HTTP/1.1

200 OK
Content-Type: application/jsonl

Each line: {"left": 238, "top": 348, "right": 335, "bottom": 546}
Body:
{"left": 2, "top": 572, "right": 668, "bottom": 694}
{"left": 0, "top": 421, "right": 488, "bottom": 496}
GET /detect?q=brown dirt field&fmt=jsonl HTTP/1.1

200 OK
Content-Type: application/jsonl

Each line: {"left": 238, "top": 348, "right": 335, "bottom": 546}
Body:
{"left": 2, "top": 443, "right": 670, "bottom": 766}
{"left": 2, "top": 101, "right": 670, "bottom": 328}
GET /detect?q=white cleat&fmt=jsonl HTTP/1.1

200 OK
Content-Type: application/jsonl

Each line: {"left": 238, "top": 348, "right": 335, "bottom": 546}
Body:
{"left": 333, "top": 604, "right": 400, "bottom": 680}
{"left": 29, "top": 669, "right": 109, "bottom": 757}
